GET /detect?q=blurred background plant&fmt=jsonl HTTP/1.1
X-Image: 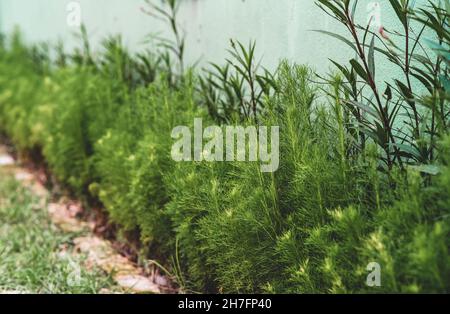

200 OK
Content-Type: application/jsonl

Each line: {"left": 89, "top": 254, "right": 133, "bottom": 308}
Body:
{"left": 199, "top": 40, "right": 278, "bottom": 124}
{"left": 142, "top": 0, "right": 186, "bottom": 87}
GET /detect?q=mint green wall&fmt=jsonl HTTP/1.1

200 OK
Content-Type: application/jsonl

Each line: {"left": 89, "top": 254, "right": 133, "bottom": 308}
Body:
{"left": 0, "top": 0, "right": 428, "bottom": 76}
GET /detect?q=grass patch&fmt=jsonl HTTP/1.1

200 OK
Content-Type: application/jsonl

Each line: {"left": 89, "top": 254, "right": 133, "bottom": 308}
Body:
{"left": 0, "top": 173, "right": 116, "bottom": 293}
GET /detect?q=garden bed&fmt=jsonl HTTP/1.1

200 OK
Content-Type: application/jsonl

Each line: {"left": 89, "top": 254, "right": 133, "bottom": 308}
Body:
{"left": 0, "top": 0, "right": 449, "bottom": 294}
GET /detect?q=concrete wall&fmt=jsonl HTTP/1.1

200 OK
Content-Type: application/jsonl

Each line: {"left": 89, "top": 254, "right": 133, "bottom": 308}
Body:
{"left": 0, "top": 0, "right": 427, "bottom": 75}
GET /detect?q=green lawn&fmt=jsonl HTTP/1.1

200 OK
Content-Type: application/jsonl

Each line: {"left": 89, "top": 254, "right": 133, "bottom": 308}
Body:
{"left": 0, "top": 174, "right": 117, "bottom": 294}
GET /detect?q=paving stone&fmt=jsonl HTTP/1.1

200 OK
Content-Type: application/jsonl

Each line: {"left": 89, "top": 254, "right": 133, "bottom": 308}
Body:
{"left": 74, "top": 236, "right": 161, "bottom": 294}
{"left": 0, "top": 154, "right": 14, "bottom": 167}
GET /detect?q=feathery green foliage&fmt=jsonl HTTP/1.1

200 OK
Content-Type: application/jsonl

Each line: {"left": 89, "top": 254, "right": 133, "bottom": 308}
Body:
{"left": 0, "top": 0, "right": 448, "bottom": 294}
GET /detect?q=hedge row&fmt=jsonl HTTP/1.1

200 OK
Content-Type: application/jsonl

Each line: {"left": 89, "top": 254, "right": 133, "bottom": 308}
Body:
{"left": 0, "top": 32, "right": 449, "bottom": 293}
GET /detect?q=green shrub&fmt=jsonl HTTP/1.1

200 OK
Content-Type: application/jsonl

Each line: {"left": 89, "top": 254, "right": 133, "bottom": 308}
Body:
{"left": 0, "top": 23, "right": 448, "bottom": 294}
{"left": 0, "top": 32, "right": 46, "bottom": 150}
